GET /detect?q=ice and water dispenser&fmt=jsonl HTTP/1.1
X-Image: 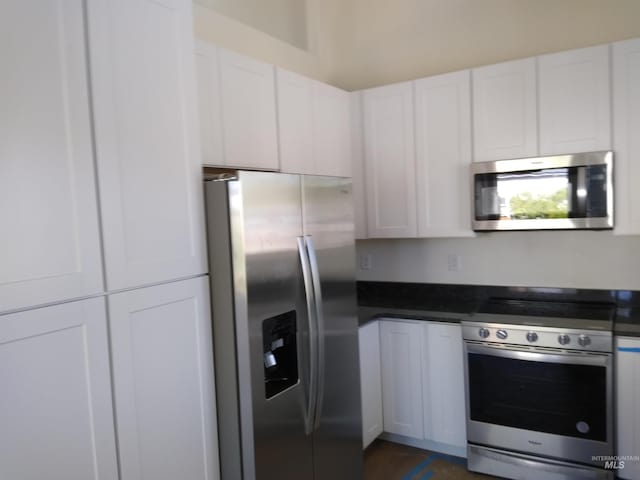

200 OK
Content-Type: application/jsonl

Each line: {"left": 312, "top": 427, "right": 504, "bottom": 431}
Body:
{"left": 262, "top": 310, "right": 299, "bottom": 399}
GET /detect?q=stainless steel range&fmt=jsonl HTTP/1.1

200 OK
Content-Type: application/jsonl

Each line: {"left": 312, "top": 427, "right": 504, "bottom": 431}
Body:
{"left": 461, "top": 299, "right": 615, "bottom": 480}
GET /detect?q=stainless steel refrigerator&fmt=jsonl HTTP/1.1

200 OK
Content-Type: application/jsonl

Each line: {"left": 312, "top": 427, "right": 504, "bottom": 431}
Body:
{"left": 204, "top": 171, "right": 363, "bottom": 480}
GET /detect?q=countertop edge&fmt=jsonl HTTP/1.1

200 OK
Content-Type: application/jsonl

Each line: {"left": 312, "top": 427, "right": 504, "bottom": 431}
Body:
{"left": 358, "top": 306, "right": 468, "bottom": 326}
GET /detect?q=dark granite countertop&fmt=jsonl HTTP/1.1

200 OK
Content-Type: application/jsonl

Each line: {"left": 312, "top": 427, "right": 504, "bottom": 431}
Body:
{"left": 357, "top": 281, "right": 640, "bottom": 337}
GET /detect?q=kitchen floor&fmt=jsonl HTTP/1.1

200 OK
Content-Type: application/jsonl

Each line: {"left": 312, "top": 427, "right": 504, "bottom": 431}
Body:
{"left": 364, "top": 440, "right": 499, "bottom": 480}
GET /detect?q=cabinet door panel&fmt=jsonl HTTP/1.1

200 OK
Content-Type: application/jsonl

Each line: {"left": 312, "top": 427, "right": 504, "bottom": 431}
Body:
{"left": 89, "top": 0, "right": 206, "bottom": 290}
{"left": 616, "top": 337, "right": 640, "bottom": 480}
{"left": 422, "top": 323, "right": 466, "bottom": 448}
{"left": 380, "top": 320, "right": 423, "bottom": 439}
{"left": 219, "top": 48, "right": 279, "bottom": 170}
{"left": 472, "top": 58, "right": 537, "bottom": 162}
{"left": 0, "top": 0, "right": 103, "bottom": 312}
{"left": 109, "top": 277, "right": 219, "bottom": 480}
{"left": 539, "top": 45, "right": 611, "bottom": 155}
{"left": 359, "top": 321, "right": 383, "bottom": 448}
{"left": 196, "top": 41, "right": 225, "bottom": 167}
{"left": 312, "top": 80, "right": 352, "bottom": 177}
{"left": 350, "top": 92, "right": 368, "bottom": 239}
{"left": 613, "top": 38, "right": 640, "bottom": 235}
{"left": 363, "top": 83, "right": 417, "bottom": 238}
{"left": 0, "top": 298, "right": 117, "bottom": 480}
{"left": 415, "top": 71, "right": 474, "bottom": 237}
{"left": 276, "top": 68, "right": 314, "bottom": 174}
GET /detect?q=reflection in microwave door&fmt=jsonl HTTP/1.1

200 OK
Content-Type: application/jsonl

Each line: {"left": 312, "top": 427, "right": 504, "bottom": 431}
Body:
{"left": 481, "top": 187, "right": 499, "bottom": 216}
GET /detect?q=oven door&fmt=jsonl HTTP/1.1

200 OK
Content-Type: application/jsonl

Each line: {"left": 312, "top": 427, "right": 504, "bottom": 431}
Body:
{"left": 464, "top": 341, "right": 613, "bottom": 466}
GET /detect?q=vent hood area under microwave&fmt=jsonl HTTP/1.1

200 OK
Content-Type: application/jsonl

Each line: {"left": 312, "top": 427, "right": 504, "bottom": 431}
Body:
{"left": 471, "top": 151, "right": 614, "bottom": 231}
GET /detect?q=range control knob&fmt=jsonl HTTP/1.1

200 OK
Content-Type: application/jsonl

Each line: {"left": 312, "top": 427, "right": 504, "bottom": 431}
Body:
{"left": 496, "top": 329, "right": 508, "bottom": 340}
{"left": 526, "top": 332, "right": 539, "bottom": 343}
{"left": 578, "top": 335, "right": 592, "bottom": 347}
{"left": 558, "top": 334, "right": 571, "bottom": 346}
{"left": 478, "top": 328, "right": 490, "bottom": 339}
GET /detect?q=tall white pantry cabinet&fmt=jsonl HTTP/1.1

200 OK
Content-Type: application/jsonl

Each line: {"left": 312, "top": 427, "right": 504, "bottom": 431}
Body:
{"left": 0, "top": 2, "right": 216, "bottom": 480}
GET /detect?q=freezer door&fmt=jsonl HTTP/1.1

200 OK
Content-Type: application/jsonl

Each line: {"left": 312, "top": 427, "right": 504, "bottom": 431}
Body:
{"left": 302, "top": 175, "right": 364, "bottom": 480}
{"left": 209, "top": 171, "right": 315, "bottom": 480}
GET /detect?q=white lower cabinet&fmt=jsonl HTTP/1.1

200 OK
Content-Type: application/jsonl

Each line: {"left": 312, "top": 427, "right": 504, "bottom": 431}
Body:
{"left": 0, "top": 298, "right": 118, "bottom": 480}
{"left": 616, "top": 336, "right": 640, "bottom": 480}
{"left": 359, "top": 321, "right": 383, "bottom": 448}
{"left": 380, "top": 319, "right": 424, "bottom": 439}
{"left": 421, "top": 322, "right": 467, "bottom": 449}
{"left": 109, "top": 277, "right": 219, "bottom": 480}
{"left": 379, "top": 318, "right": 467, "bottom": 455}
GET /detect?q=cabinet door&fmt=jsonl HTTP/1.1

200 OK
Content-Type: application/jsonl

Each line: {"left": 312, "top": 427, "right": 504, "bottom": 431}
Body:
{"left": 0, "top": 0, "right": 103, "bottom": 312}
{"left": 312, "top": 80, "right": 352, "bottom": 177}
{"left": 613, "top": 38, "right": 640, "bottom": 235}
{"left": 0, "top": 298, "right": 117, "bottom": 480}
{"left": 359, "top": 321, "right": 383, "bottom": 448}
{"left": 350, "top": 92, "right": 368, "bottom": 239}
{"left": 539, "top": 45, "right": 611, "bottom": 155}
{"left": 196, "top": 40, "right": 225, "bottom": 167}
{"left": 219, "top": 48, "right": 279, "bottom": 170}
{"left": 422, "top": 323, "right": 466, "bottom": 449}
{"left": 472, "top": 58, "right": 537, "bottom": 162}
{"left": 276, "top": 68, "right": 314, "bottom": 174}
{"left": 89, "top": 0, "right": 207, "bottom": 290}
{"left": 363, "top": 82, "right": 417, "bottom": 238}
{"left": 415, "top": 71, "right": 474, "bottom": 237}
{"left": 109, "top": 277, "right": 219, "bottom": 480}
{"left": 380, "top": 320, "right": 423, "bottom": 439}
{"left": 616, "top": 337, "right": 640, "bottom": 480}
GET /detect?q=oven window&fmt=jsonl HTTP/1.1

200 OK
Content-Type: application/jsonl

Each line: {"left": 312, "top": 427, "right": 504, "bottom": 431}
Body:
{"left": 468, "top": 352, "right": 607, "bottom": 442}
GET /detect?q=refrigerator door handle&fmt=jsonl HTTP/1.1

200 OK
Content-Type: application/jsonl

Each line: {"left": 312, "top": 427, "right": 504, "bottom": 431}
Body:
{"left": 304, "top": 236, "right": 325, "bottom": 430}
{"left": 297, "top": 236, "right": 318, "bottom": 436}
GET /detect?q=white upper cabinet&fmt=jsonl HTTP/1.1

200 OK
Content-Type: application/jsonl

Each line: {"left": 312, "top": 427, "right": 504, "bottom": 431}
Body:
{"left": 538, "top": 45, "right": 611, "bottom": 155}
{"left": 363, "top": 82, "right": 417, "bottom": 238}
{"left": 276, "top": 68, "right": 314, "bottom": 174}
{"left": 415, "top": 71, "right": 474, "bottom": 237}
{"left": 218, "top": 48, "right": 279, "bottom": 170}
{"left": 196, "top": 41, "right": 225, "bottom": 167}
{"left": 0, "top": 298, "right": 118, "bottom": 480}
{"left": 197, "top": 42, "right": 279, "bottom": 170}
{"left": 472, "top": 58, "right": 538, "bottom": 162}
{"left": 613, "top": 38, "right": 640, "bottom": 235}
{"left": 312, "top": 80, "right": 352, "bottom": 177}
{"left": 276, "top": 68, "right": 352, "bottom": 177}
{"left": 0, "top": 0, "right": 103, "bottom": 312}
{"left": 350, "top": 92, "right": 368, "bottom": 239}
{"left": 109, "top": 277, "right": 219, "bottom": 480}
{"left": 88, "top": 0, "right": 207, "bottom": 291}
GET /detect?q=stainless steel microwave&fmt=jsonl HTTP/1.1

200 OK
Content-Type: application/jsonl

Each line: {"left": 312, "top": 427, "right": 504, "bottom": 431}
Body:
{"left": 471, "top": 151, "right": 613, "bottom": 231}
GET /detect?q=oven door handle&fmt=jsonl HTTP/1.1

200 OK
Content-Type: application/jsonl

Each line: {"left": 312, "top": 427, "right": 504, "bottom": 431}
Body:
{"left": 465, "top": 341, "right": 611, "bottom": 367}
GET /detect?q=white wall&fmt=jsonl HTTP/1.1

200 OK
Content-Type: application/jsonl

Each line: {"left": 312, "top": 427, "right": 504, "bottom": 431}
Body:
{"left": 334, "top": 0, "right": 640, "bottom": 89}
{"left": 193, "top": 2, "right": 341, "bottom": 86}
{"left": 194, "top": 1, "right": 640, "bottom": 91}
{"left": 195, "top": 0, "right": 308, "bottom": 50}
{"left": 356, "top": 233, "right": 640, "bottom": 290}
